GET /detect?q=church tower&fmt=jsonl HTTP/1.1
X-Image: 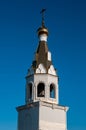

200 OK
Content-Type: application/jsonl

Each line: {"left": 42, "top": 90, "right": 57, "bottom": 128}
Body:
{"left": 16, "top": 10, "right": 69, "bottom": 130}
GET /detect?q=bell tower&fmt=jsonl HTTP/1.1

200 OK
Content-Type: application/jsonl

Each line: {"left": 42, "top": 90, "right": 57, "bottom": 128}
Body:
{"left": 16, "top": 10, "right": 69, "bottom": 130}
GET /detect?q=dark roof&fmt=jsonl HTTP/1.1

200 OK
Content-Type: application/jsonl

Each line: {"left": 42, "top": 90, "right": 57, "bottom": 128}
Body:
{"left": 32, "top": 41, "right": 52, "bottom": 72}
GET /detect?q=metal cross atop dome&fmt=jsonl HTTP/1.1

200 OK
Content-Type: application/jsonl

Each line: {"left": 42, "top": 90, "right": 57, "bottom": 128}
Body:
{"left": 40, "top": 9, "right": 46, "bottom": 27}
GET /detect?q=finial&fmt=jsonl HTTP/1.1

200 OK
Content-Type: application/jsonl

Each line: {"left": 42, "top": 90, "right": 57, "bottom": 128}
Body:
{"left": 37, "top": 9, "right": 48, "bottom": 40}
{"left": 40, "top": 9, "right": 46, "bottom": 27}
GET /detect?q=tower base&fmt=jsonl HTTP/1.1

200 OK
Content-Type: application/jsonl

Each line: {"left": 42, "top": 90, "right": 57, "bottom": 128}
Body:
{"left": 16, "top": 101, "right": 68, "bottom": 130}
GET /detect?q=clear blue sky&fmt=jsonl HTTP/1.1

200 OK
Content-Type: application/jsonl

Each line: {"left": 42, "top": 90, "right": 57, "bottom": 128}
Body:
{"left": 0, "top": 0, "right": 86, "bottom": 130}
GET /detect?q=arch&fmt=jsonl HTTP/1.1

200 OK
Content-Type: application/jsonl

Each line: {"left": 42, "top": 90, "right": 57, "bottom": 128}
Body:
{"left": 50, "top": 83, "right": 55, "bottom": 98}
{"left": 27, "top": 83, "right": 33, "bottom": 100}
{"left": 37, "top": 83, "right": 45, "bottom": 97}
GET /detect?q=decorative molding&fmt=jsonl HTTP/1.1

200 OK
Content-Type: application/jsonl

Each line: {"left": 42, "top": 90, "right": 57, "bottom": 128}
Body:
{"left": 48, "top": 65, "right": 56, "bottom": 76}
{"left": 36, "top": 64, "right": 46, "bottom": 74}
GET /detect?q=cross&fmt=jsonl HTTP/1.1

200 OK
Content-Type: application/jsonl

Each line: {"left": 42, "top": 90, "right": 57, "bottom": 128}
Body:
{"left": 40, "top": 9, "right": 46, "bottom": 27}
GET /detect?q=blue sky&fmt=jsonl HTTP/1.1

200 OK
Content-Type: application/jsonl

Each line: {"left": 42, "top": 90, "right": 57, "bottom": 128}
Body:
{"left": 0, "top": 0, "right": 86, "bottom": 130}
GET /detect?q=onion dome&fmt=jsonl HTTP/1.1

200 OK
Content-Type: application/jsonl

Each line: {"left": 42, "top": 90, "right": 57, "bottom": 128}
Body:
{"left": 37, "top": 26, "right": 48, "bottom": 42}
{"left": 37, "top": 26, "right": 48, "bottom": 37}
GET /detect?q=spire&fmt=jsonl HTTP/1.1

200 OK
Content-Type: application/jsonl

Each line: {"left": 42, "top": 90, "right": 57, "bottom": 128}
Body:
{"left": 31, "top": 9, "right": 52, "bottom": 72}
{"left": 40, "top": 9, "right": 46, "bottom": 27}
{"left": 37, "top": 9, "right": 48, "bottom": 42}
{"left": 27, "top": 10, "right": 56, "bottom": 77}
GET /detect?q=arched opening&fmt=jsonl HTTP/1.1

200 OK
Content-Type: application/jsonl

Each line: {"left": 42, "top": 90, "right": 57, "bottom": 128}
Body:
{"left": 37, "top": 83, "right": 45, "bottom": 97}
{"left": 50, "top": 84, "right": 55, "bottom": 98}
{"left": 28, "top": 83, "right": 32, "bottom": 100}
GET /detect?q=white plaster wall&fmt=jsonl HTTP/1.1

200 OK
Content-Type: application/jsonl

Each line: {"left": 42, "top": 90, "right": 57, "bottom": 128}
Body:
{"left": 34, "top": 74, "right": 59, "bottom": 104}
{"left": 17, "top": 102, "right": 68, "bottom": 130}
{"left": 25, "top": 75, "right": 34, "bottom": 104}
{"left": 26, "top": 73, "right": 59, "bottom": 104}
{"left": 39, "top": 105, "right": 67, "bottom": 130}
{"left": 18, "top": 105, "right": 39, "bottom": 130}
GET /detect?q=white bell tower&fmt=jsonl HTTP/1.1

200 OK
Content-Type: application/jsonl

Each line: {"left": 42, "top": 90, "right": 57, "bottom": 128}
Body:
{"left": 16, "top": 9, "right": 69, "bottom": 130}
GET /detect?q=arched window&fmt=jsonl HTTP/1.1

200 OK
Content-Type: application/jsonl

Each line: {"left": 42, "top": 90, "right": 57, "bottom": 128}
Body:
{"left": 28, "top": 83, "right": 32, "bottom": 100}
{"left": 37, "top": 83, "right": 45, "bottom": 97}
{"left": 50, "top": 84, "right": 55, "bottom": 98}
